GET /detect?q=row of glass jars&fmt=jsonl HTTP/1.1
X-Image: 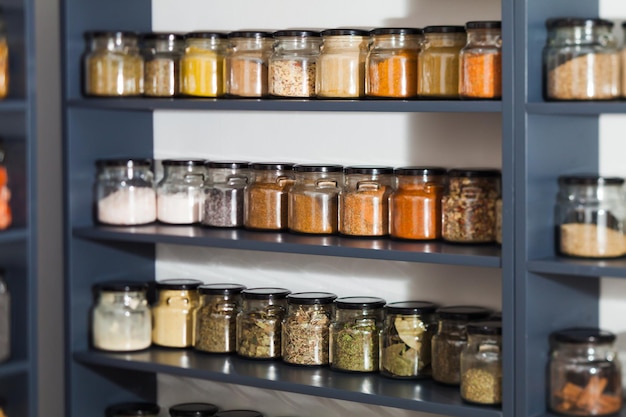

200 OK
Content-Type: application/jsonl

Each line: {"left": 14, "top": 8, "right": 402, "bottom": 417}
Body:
{"left": 106, "top": 402, "right": 262, "bottom": 417}
{"left": 82, "top": 21, "right": 502, "bottom": 99}
{"left": 95, "top": 159, "right": 502, "bottom": 244}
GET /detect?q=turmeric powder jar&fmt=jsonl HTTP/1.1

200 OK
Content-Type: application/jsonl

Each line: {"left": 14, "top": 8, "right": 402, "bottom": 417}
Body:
{"left": 180, "top": 31, "right": 227, "bottom": 97}
{"left": 459, "top": 21, "right": 502, "bottom": 99}
{"left": 244, "top": 162, "right": 295, "bottom": 231}
{"left": 226, "top": 31, "right": 273, "bottom": 98}
{"left": 317, "top": 29, "right": 368, "bottom": 98}
{"left": 418, "top": 26, "right": 466, "bottom": 98}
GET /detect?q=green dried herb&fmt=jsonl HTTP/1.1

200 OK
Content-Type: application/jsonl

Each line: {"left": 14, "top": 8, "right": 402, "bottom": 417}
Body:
{"left": 195, "top": 297, "right": 237, "bottom": 353}
{"left": 283, "top": 306, "right": 331, "bottom": 365}
{"left": 461, "top": 367, "right": 502, "bottom": 404}
{"left": 332, "top": 320, "right": 378, "bottom": 372}
{"left": 431, "top": 337, "right": 465, "bottom": 384}
{"left": 238, "top": 310, "right": 282, "bottom": 359}
{"left": 381, "top": 316, "right": 433, "bottom": 378}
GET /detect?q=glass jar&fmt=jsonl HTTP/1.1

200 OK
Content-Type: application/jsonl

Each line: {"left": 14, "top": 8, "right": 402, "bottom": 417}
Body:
{"left": 95, "top": 158, "right": 156, "bottom": 226}
{"left": 418, "top": 26, "right": 466, "bottom": 98}
{"left": 236, "top": 287, "right": 291, "bottom": 360}
{"left": 91, "top": 281, "right": 151, "bottom": 352}
{"left": 169, "top": 403, "right": 219, "bottom": 417}
{"left": 0, "top": 270, "right": 9, "bottom": 363}
{"left": 549, "top": 328, "right": 622, "bottom": 416}
{"left": 156, "top": 159, "right": 206, "bottom": 225}
{"left": 389, "top": 167, "right": 446, "bottom": 240}
{"left": 269, "top": 30, "right": 321, "bottom": 98}
{"left": 365, "top": 28, "right": 422, "bottom": 98}
{"left": 0, "top": 143, "right": 11, "bottom": 230}
{"left": 380, "top": 301, "right": 438, "bottom": 379}
{"left": 441, "top": 168, "right": 500, "bottom": 243}
{"left": 83, "top": 31, "right": 143, "bottom": 96}
{"left": 317, "top": 29, "right": 368, "bottom": 98}
{"left": 194, "top": 283, "right": 246, "bottom": 353}
{"left": 282, "top": 292, "right": 337, "bottom": 366}
{"left": 622, "top": 23, "right": 626, "bottom": 98}
{"left": 202, "top": 161, "right": 251, "bottom": 228}
{"left": 226, "top": 31, "right": 273, "bottom": 98}
{"left": 288, "top": 164, "right": 343, "bottom": 234}
{"left": 152, "top": 279, "right": 202, "bottom": 348}
{"left": 556, "top": 175, "right": 626, "bottom": 258}
{"left": 495, "top": 197, "right": 503, "bottom": 244}
{"left": 460, "top": 320, "right": 503, "bottom": 405}
{"left": 339, "top": 166, "right": 394, "bottom": 237}
{"left": 105, "top": 403, "right": 160, "bottom": 417}
{"left": 243, "top": 163, "right": 295, "bottom": 231}
{"left": 142, "top": 32, "right": 184, "bottom": 97}
{"left": 180, "top": 32, "right": 228, "bottom": 97}
{"left": 330, "top": 296, "right": 386, "bottom": 373}
{"left": 0, "top": 10, "right": 8, "bottom": 99}
{"left": 431, "top": 306, "right": 492, "bottom": 385}
{"left": 459, "top": 21, "right": 502, "bottom": 99}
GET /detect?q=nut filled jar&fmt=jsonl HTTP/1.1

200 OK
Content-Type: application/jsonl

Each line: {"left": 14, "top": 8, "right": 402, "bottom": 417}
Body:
{"left": 142, "top": 32, "right": 184, "bottom": 97}
{"left": 460, "top": 320, "right": 502, "bottom": 405}
{"left": 202, "top": 161, "right": 250, "bottom": 228}
{"left": 105, "top": 403, "right": 160, "bottom": 417}
{"left": 0, "top": 270, "right": 8, "bottom": 363}
{"left": 418, "top": 26, "right": 466, "bottom": 98}
{"left": 226, "top": 31, "right": 273, "bottom": 98}
{"left": 181, "top": 31, "right": 227, "bottom": 97}
{"left": 459, "top": 21, "right": 502, "bottom": 99}
{"left": 152, "top": 279, "right": 202, "bottom": 348}
{"left": 317, "top": 29, "right": 368, "bottom": 98}
{"left": 156, "top": 159, "right": 206, "bottom": 225}
{"left": 244, "top": 163, "right": 295, "bottom": 231}
{"left": 269, "top": 30, "right": 321, "bottom": 98}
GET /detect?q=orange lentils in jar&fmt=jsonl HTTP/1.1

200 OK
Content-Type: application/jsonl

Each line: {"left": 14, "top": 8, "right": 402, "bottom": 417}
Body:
{"left": 459, "top": 21, "right": 502, "bottom": 99}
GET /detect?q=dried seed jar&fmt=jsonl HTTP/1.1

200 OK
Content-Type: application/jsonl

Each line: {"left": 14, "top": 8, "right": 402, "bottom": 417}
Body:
{"left": 156, "top": 159, "right": 206, "bottom": 225}
{"left": 549, "top": 328, "right": 622, "bottom": 416}
{"left": 459, "top": 21, "right": 502, "bottom": 99}
{"left": 226, "top": 31, "right": 273, "bottom": 98}
{"left": 106, "top": 403, "right": 160, "bottom": 417}
{"left": 0, "top": 10, "right": 8, "bottom": 99}
{"left": 142, "top": 32, "right": 184, "bottom": 97}
{"left": 181, "top": 32, "right": 228, "bottom": 97}
{"left": 418, "top": 26, "right": 466, "bottom": 98}
{"left": 151, "top": 279, "right": 202, "bottom": 348}
{"left": 244, "top": 163, "right": 295, "bottom": 231}
{"left": 317, "top": 29, "right": 368, "bottom": 98}
{"left": 202, "top": 161, "right": 250, "bottom": 228}
{"left": 169, "top": 403, "right": 219, "bottom": 417}
{"left": 460, "top": 321, "right": 502, "bottom": 405}
{"left": 269, "top": 30, "right": 321, "bottom": 98}
{"left": 0, "top": 270, "right": 8, "bottom": 363}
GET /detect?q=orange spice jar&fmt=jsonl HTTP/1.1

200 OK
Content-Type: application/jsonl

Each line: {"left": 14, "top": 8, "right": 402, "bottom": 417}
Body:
{"left": 459, "top": 21, "right": 502, "bottom": 99}
{"left": 244, "top": 163, "right": 295, "bottom": 231}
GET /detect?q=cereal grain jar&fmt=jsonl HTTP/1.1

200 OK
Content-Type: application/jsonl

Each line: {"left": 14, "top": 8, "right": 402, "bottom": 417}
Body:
{"left": 269, "top": 30, "right": 321, "bottom": 98}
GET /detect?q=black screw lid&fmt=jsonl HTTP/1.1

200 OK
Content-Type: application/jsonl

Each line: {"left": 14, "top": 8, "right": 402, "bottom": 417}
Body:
{"left": 95, "top": 280, "right": 148, "bottom": 293}
{"left": 273, "top": 30, "right": 320, "bottom": 38}
{"left": 436, "top": 305, "right": 492, "bottom": 321}
{"left": 551, "top": 327, "right": 616, "bottom": 345}
{"left": 466, "top": 320, "right": 502, "bottom": 336}
{"left": 105, "top": 402, "right": 160, "bottom": 417}
{"left": 141, "top": 32, "right": 184, "bottom": 42}
{"left": 287, "top": 292, "right": 338, "bottom": 305}
{"left": 214, "top": 411, "right": 263, "bottom": 417}
{"left": 228, "top": 31, "right": 273, "bottom": 39}
{"left": 169, "top": 403, "right": 219, "bottom": 417}
{"left": 344, "top": 165, "right": 394, "bottom": 175}
{"left": 185, "top": 31, "right": 227, "bottom": 39}
{"left": 96, "top": 158, "right": 152, "bottom": 168}
{"left": 294, "top": 164, "right": 343, "bottom": 173}
{"left": 207, "top": 160, "right": 250, "bottom": 169}
{"left": 547, "top": 18, "right": 614, "bottom": 29}
{"left": 424, "top": 25, "right": 466, "bottom": 34}
{"left": 162, "top": 159, "right": 206, "bottom": 167}
{"left": 85, "top": 31, "right": 139, "bottom": 39}
{"left": 249, "top": 162, "right": 295, "bottom": 171}
{"left": 242, "top": 287, "right": 291, "bottom": 300}
{"left": 155, "top": 279, "right": 203, "bottom": 290}
{"left": 385, "top": 301, "right": 439, "bottom": 315}
{"left": 394, "top": 166, "right": 447, "bottom": 176}
{"left": 335, "top": 296, "right": 386, "bottom": 309}
{"left": 558, "top": 174, "right": 624, "bottom": 186}
{"left": 321, "top": 29, "right": 370, "bottom": 37}
{"left": 465, "top": 21, "right": 502, "bottom": 30}
{"left": 369, "top": 28, "right": 423, "bottom": 36}
{"left": 198, "top": 283, "right": 246, "bottom": 295}
{"left": 447, "top": 168, "right": 501, "bottom": 178}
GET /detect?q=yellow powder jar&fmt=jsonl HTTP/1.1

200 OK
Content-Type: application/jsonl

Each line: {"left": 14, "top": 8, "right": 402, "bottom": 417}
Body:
{"left": 152, "top": 279, "right": 202, "bottom": 348}
{"left": 180, "top": 32, "right": 227, "bottom": 97}
{"left": 316, "top": 29, "right": 368, "bottom": 98}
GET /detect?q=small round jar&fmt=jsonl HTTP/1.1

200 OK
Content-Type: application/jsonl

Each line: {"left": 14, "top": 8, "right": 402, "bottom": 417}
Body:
{"left": 169, "top": 403, "right": 219, "bottom": 417}
{"left": 194, "top": 283, "right": 246, "bottom": 353}
{"left": 142, "top": 32, "right": 184, "bottom": 97}
{"left": 269, "top": 30, "right": 321, "bottom": 98}
{"left": 549, "top": 328, "right": 622, "bottom": 416}
{"left": 282, "top": 292, "right": 337, "bottom": 366}
{"left": 214, "top": 411, "right": 263, "bottom": 417}
{"left": 0, "top": 270, "right": 9, "bottom": 363}
{"left": 0, "top": 12, "right": 9, "bottom": 99}
{"left": 418, "top": 26, "right": 466, "bottom": 98}
{"left": 330, "top": 296, "right": 386, "bottom": 373}
{"left": 288, "top": 164, "right": 343, "bottom": 234}
{"left": 226, "top": 31, "right": 273, "bottom": 97}
{"left": 317, "top": 29, "right": 368, "bottom": 98}
{"left": 95, "top": 158, "right": 156, "bottom": 226}
{"left": 156, "top": 159, "right": 206, "bottom": 225}
{"left": 244, "top": 162, "right": 295, "bottom": 231}
{"left": 105, "top": 402, "right": 160, "bottom": 417}
{"left": 152, "top": 279, "right": 202, "bottom": 348}
{"left": 236, "top": 287, "right": 291, "bottom": 359}
{"left": 459, "top": 21, "right": 502, "bottom": 99}
{"left": 180, "top": 32, "right": 228, "bottom": 97}
{"left": 202, "top": 161, "right": 251, "bottom": 228}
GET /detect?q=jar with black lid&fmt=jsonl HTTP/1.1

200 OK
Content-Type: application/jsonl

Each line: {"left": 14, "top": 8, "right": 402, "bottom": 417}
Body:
{"left": 317, "top": 29, "right": 368, "bottom": 98}
{"left": 105, "top": 402, "right": 160, "bottom": 417}
{"left": 418, "top": 26, "right": 466, "bottom": 98}
{"left": 459, "top": 21, "right": 502, "bottom": 99}
{"left": 142, "top": 32, "right": 184, "bottom": 97}
{"left": 0, "top": 269, "right": 8, "bottom": 363}
{"left": 244, "top": 162, "right": 295, "bottom": 231}
{"left": 152, "top": 279, "right": 202, "bottom": 348}
{"left": 214, "top": 411, "right": 263, "bottom": 417}
{"left": 269, "top": 30, "right": 321, "bottom": 98}
{"left": 202, "top": 161, "right": 250, "bottom": 228}
{"left": 226, "top": 31, "right": 273, "bottom": 97}
{"left": 181, "top": 31, "right": 228, "bottom": 97}
{"left": 156, "top": 159, "right": 206, "bottom": 225}
{"left": 460, "top": 320, "right": 502, "bottom": 405}
{"left": 0, "top": 8, "right": 8, "bottom": 99}
{"left": 169, "top": 403, "right": 219, "bottom": 417}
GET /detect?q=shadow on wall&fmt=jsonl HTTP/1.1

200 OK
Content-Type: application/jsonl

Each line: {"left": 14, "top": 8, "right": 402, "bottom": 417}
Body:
{"left": 385, "top": 0, "right": 501, "bottom": 27}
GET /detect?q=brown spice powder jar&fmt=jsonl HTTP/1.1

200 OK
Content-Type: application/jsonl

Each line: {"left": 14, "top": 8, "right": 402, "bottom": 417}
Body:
{"left": 244, "top": 163, "right": 295, "bottom": 231}
{"left": 227, "top": 31, "right": 273, "bottom": 97}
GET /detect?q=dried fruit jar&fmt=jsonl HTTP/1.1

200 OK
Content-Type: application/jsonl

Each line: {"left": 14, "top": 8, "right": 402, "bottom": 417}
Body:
{"left": 0, "top": 9, "right": 9, "bottom": 99}
{"left": 180, "top": 32, "right": 228, "bottom": 97}
{"left": 142, "top": 32, "right": 184, "bottom": 97}
{"left": 151, "top": 279, "right": 202, "bottom": 348}
{"left": 380, "top": 301, "right": 438, "bottom": 379}
{"left": 169, "top": 403, "right": 219, "bottom": 417}
{"left": 418, "top": 26, "right": 466, "bottom": 98}
{"left": 269, "top": 30, "right": 321, "bottom": 98}
{"left": 317, "top": 29, "right": 368, "bottom": 98}
{"left": 202, "top": 161, "right": 250, "bottom": 228}
{"left": 460, "top": 320, "right": 502, "bottom": 405}
{"left": 549, "top": 328, "right": 622, "bottom": 416}
{"left": 459, "top": 21, "right": 502, "bottom": 99}
{"left": 244, "top": 163, "right": 295, "bottom": 231}
{"left": 226, "top": 31, "right": 273, "bottom": 98}
{"left": 156, "top": 159, "right": 206, "bottom": 225}
{"left": 0, "top": 270, "right": 9, "bottom": 363}
{"left": 105, "top": 402, "right": 160, "bottom": 417}
{"left": 544, "top": 18, "right": 619, "bottom": 101}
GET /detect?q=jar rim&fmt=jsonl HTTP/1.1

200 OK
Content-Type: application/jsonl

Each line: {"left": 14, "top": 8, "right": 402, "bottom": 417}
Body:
{"left": 423, "top": 25, "right": 466, "bottom": 34}
{"left": 287, "top": 291, "right": 338, "bottom": 305}
{"left": 558, "top": 174, "right": 624, "bottom": 186}
{"left": 96, "top": 158, "right": 152, "bottom": 168}
{"left": 335, "top": 296, "right": 386, "bottom": 309}
{"left": 169, "top": 402, "right": 220, "bottom": 417}
{"left": 436, "top": 305, "right": 493, "bottom": 320}
{"left": 155, "top": 278, "right": 203, "bottom": 290}
{"left": 85, "top": 30, "right": 139, "bottom": 40}
{"left": 198, "top": 283, "right": 247, "bottom": 295}
{"left": 320, "top": 28, "right": 370, "bottom": 37}
{"left": 394, "top": 166, "right": 447, "bottom": 176}
{"left": 294, "top": 164, "right": 343, "bottom": 173}
{"left": 466, "top": 320, "right": 502, "bottom": 335}
{"left": 185, "top": 31, "right": 227, "bottom": 39}
{"left": 465, "top": 21, "right": 502, "bottom": 30}
{"left": 384, "top": 301, "right": 439, "bottom": 314}
{"left": 369, "top": 27, "right": 423, "bottom": 36}
{"left": 94, "top": 280, "right": 148, "bottom": 293}
{"left": 162, "top": 159, "right": 206, "bottom": 167}
{"left": 547, "top": 17, "right": 614, "bottom": 29}
{"left": 242, "top": 287, "right": 291, "bottom": 299}
{"left": 141, "top": 32, "right": 184, "bottom": 42}
{"left": 105, "top": 402, "right": 160, "bottom": 417}
{"left": 447, "top": 168, "right": 501, "bottom": 178}
{"left": 207, "top": 160, "right": 250, "bottom": 169}
{"left": 273, "top": 29, "right": 321, "bottom": 38}
{"left": 551, "top": 327, "right": 616, "bottom": 345}
{"left": 249, "top": 162, "right": 295, "bottom": 171}
{"left": 228, "top": 30, "right": 274, "bottom": 39}
{"left": 344, "top": 165, "right": 394, "bottom": 175}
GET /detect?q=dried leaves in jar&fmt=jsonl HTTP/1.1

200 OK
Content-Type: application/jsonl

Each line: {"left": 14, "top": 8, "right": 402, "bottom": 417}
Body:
{"left": 332, "top": 320, "right": 379, "bottom": 372}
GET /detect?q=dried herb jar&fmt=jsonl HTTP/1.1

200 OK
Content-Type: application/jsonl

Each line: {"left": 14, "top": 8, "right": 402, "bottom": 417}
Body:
{"left": 418, "top": 26, "right": 466, "bottom": 98}
{"left": 244, "top": 163, "right": 295, "bottom": 231}
{"left": 152, "top": 279, "right": 202, "bottom": 348}
{"left": 169, "top": 403, "right": 219, "bottom": 417}
{"left": 549, "top": 328, "right": 622, "bottom": 416}
{"left": 181, "top": 32, "right": 228, "bottom": 97}
{"left": 0, "top": 270, "right": 9, "bottom": 363}
{"left": 156, "top": 159, "right": 206, "bottom": 225}
{"left": 282, "top": 292, "right": 337, "bottom": 366}
{"left": 105, "top": 402, "right": 160, "bottom": 417}
{"left": 142, "top": 32, "right": 184, "bottom": 97}
{"left": 226, "top": 31, "right": 273, "bottom": 98}
{"left": 269, "top": 30, "right": 321, "bottom": 98}
{"left": 202, "top": 161, "right": 251, "bottom": 228}
{"left": 459, "top": 21, "right": 502, "bottom": 99}
{"left": 317, "top": 29, "right": 368, "bottom": 98}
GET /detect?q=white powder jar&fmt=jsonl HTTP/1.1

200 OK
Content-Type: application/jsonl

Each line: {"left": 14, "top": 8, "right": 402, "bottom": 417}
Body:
{"left": 156, "top": 159, "right": 206, "bottom": 224}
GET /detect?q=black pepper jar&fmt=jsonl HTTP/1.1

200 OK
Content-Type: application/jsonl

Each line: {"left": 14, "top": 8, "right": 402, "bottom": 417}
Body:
{"left": 460, "top": 320, "right": 502, "bottom": 405}
{"left": 169, "top": 403, "right": 219, "bottom": 417}
{"left": 105, "top": 402, "right": 160, "bottom": 417}
{"left": 202, "top": 161, "right": 251, "bottom": 228}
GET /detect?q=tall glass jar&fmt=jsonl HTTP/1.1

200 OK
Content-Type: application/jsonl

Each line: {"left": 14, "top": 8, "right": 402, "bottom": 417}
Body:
{"left": 549, "top": 328, "right": 622, "bottom": 416}
{"left": 0, "top": 270, "right": 9, "bottom": 363}
{"left": 106, "top": 402, "right": 160, "bottom": 417}
{"left": 243, "top": 163, "right": 295, "bottom": 231}
{"left": 0, "top": 9, "right": 8, "bottom": 99}
{"left": 459, "top": 21, "right": 502, "bottom": 99}
{"left": 269, "top": 30, "right": 321, "bottom": 98}
{"left": 317, "top": 29, "right": 368, "bottom": 98}
{"left": 418, "top": 26, "right": 466, "bottom": 98}
{"left": 202, "top": 161, "right": 251, "bottom": 228}
{"left": 142, "top": 32, "right": 184, "bottom": 97}
{"left": 288, "top": 164, "right": 343, "bottom": 234}
{"left": 226, "top": 31, "right": 273, "bottom": 98}
{"left": 180, "top": 32, "right": 228, "bottom": 97}
{"left": 83, "top": 31, "right": 143, "bottom": 96}
{"left": 95, "top": 158, "right": 156, "bottom": 226}
{"left": 460, "top": 321, "right": 502, "bottom": 405}
{"left": 544, "top": 18, "right": 619, "bottom": 101}
{"left": 156, "top": 159, "right": 206, "bottom": 225}
{"left": 152, "top": 279, "right": 202, "bottom": 348}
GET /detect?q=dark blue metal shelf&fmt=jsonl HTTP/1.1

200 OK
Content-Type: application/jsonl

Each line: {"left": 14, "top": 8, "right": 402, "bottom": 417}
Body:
{"left": 0, "top": 360, "right": 29, "bottom": 378}
{"left": 526, "top": 101, "right": 626, "bottom": 115}
{"left": 0, "top": 100, "right": 26, "bottom": 112}
{"left": 528, "top": 258, "right": 626, "bottom": 279}
{"left": 0, "top": 228, "right": 28, "bottom": 244}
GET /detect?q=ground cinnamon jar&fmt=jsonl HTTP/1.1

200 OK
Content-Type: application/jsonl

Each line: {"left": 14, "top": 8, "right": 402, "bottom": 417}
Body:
{"left": 244, "top": 163, "right": 295, "bottom": 231}
{"left": 226, "top": 31, "right": 273, "bottom": 97}
{"left": 459, "top": 21, "right": 502, "bottom": 99}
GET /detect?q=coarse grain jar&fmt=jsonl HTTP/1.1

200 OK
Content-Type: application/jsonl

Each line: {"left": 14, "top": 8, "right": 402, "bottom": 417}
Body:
{"left": 460, "top": 320, "right": 502, "bottom": 405}
{"left": 269, "top": 30, "right": 321, "bottom": 98}
{"left": 282, "top": 292, "right": 337, "bottom": 366}
{"left": 431, "top": 306, "right": 492, "bottom": 385}
{"left": 459, "top": 21, "right": 502, "bottom": 99}
{"left": 0, "top": 270, "right": 9, "bottom": 363}
{"left": 544, "top": 18, "right": 619, "bottom": 101}
{"left": 91, "top": 281, "right": 151, "bottom": 352}
{"left": 549, "top": 328, "right": 622, "bottom": 416}
{"left": 365, "top": 28, "right": 422, "bottom": 98}
{"left": 556, "top": 175, "right": 626, "bottom": 258}
{"left": 194, "top": 283, "right": 246, "bottom": 353}
{"left": 243, "top": 162, "right": 295, "bottom": 231}
{"left": 0, "top": 9, "right": 8, "bottom": 99}
{"left": 288, "top": 164, "right": 343, "bottom": 235}
{"left": 202, "top": 161, "right": 250, "bottom": 228}
{"left": 389, "top": 167, "right": 446, "bottom": 240}
{"left": 169, "top": 403, "right": 219, "bottom": 417}
{"left": 330, "top": 296, "right": 386, "bottom": 373}
{"left": 105, "top": 402, "right": 160, "bottom": 417}
{"left": 226, "top": 31, "right": 273, "bottom": 98}
{"left": 142, "top": 32, "right": 184, "bottom": 97}
{"left": 317, "top": 29, "right": 368, "bottom": 98}
{"left": 83, "top": 31, "right": 143, "bottom": 96}
{"left": 95, "top": 158, "right": 156, "bottom": 226}
{"left": 236, "top": 287, "right": 291, "bottom": 360}
{"left": 441, "top": 168, "right": 500, "bottom": 243}
{"left": 152, "top": 279, "right": 202, "bottom": 348}
{"left": 339, "top": 166, "right": 394, "bottom": 237}
{"left": 180, "top": 31, "right": 227, "bottom": 97}
{"left": 418, "top": 26, "right": 466, "bottom": 98}
{"left": 156, "top": 159, "right": 206, "bottom": 225}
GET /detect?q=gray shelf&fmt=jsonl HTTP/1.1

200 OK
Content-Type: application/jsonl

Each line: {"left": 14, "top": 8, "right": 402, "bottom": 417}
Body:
{"left": 0, "top": 228, "right": 27, "bottom": 244}
{"left": 526, "top": 101, "right": 626, "bottom": 115}
{"left": 0, "top": 100, "right": 26, "bottom": 112}
{"left": 0, "top": 360, "right": 29, "bottom": 378}
{"left": 528, "top": 258, "right": 626, "bottom": 279}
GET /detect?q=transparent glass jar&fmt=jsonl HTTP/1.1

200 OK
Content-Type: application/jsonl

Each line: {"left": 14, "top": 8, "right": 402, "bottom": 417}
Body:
{"left": 418, "top": 26, "right": 466, "bottom": 98}
{"left": 365, "top": 28, "right": 422, "bottom": 98}
{"left": 460, "top": 321, "right": 502, "bottom": 405}
{"left": 243, "top": 163, "right": 295, "bottom": 231}
{"left": 142, "top": 32, "right": 184, "bottom": 97}
{"left": 83, "top": 31, "right": 143, "bottom": 96}
{"left": 459, "top": 21, "right": 502, "bottom": 99}
{"left": 339, "top": 166, "right": 394, "bottom": 237}
{"left": 106, "top": 402, "right": 160, "bottom": 417}
{"left": 556, "top": 175, "right": 626, "bottom": 258}
{"left": 95, "top": 158, "right": 156, "bottom": 226}
{"left": 0, "top": 270, "right": 9, "bottom": 363}
{"left": 0, "top": 143, "right": 11, "bottom": 230}
{"left": 441, "top": 168, "right": 501, "bottom": 243}
{"left": 288, "top": 164, "right": 343, "bottom": 234}
{"left": 317, "top": 29, "right": 368, "bottom": 98}
{"left": 156, "top": 159, "right": 206, "bottom": 225}
{"left": 152, "top": 279, "right": 202, "bottom": 348}
{"left": 194, "top": 283, "right": 246, "bottom": 353}
{"left": 389, "top": 167, "right": 446, "bottom": 240}
{"left": 0, "top": 10, "right": 8, "bottom": 99}
{"left": 169, "top": 403, "right": 219, "bottom": 417}
{"left": 330, "top": 296, "right": 386, "bottom": 373}
{"left": 282, "top": 292, "right": 337, "bottom": 366}
{"left": 622, "top": 23, "right": 626, "bottom": 98}
{"left": 544, "top": 18, "right": 619, "bottom": 101}
{"left": 226, "top": 31, "right": 273, "bottom": 98}
{"left": 549, "top": 328, "right": 622, "bottom": 416}
{"left": 180, "top": 32, "right": 228, "bottom": 97}
{"left": 202, "top": 161, "right": 251, "bottom": 228}
{"left": 236, "top": 287, "right": 291, "bottom": 360}
{"left": 431, "top": 306, "right": 492, "bottom": 385}
{"left": 269, "top": 30, "right": 321, "bottom": 98}
{"left": 91, "top": 281, "right": 151, "bottom": 352}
